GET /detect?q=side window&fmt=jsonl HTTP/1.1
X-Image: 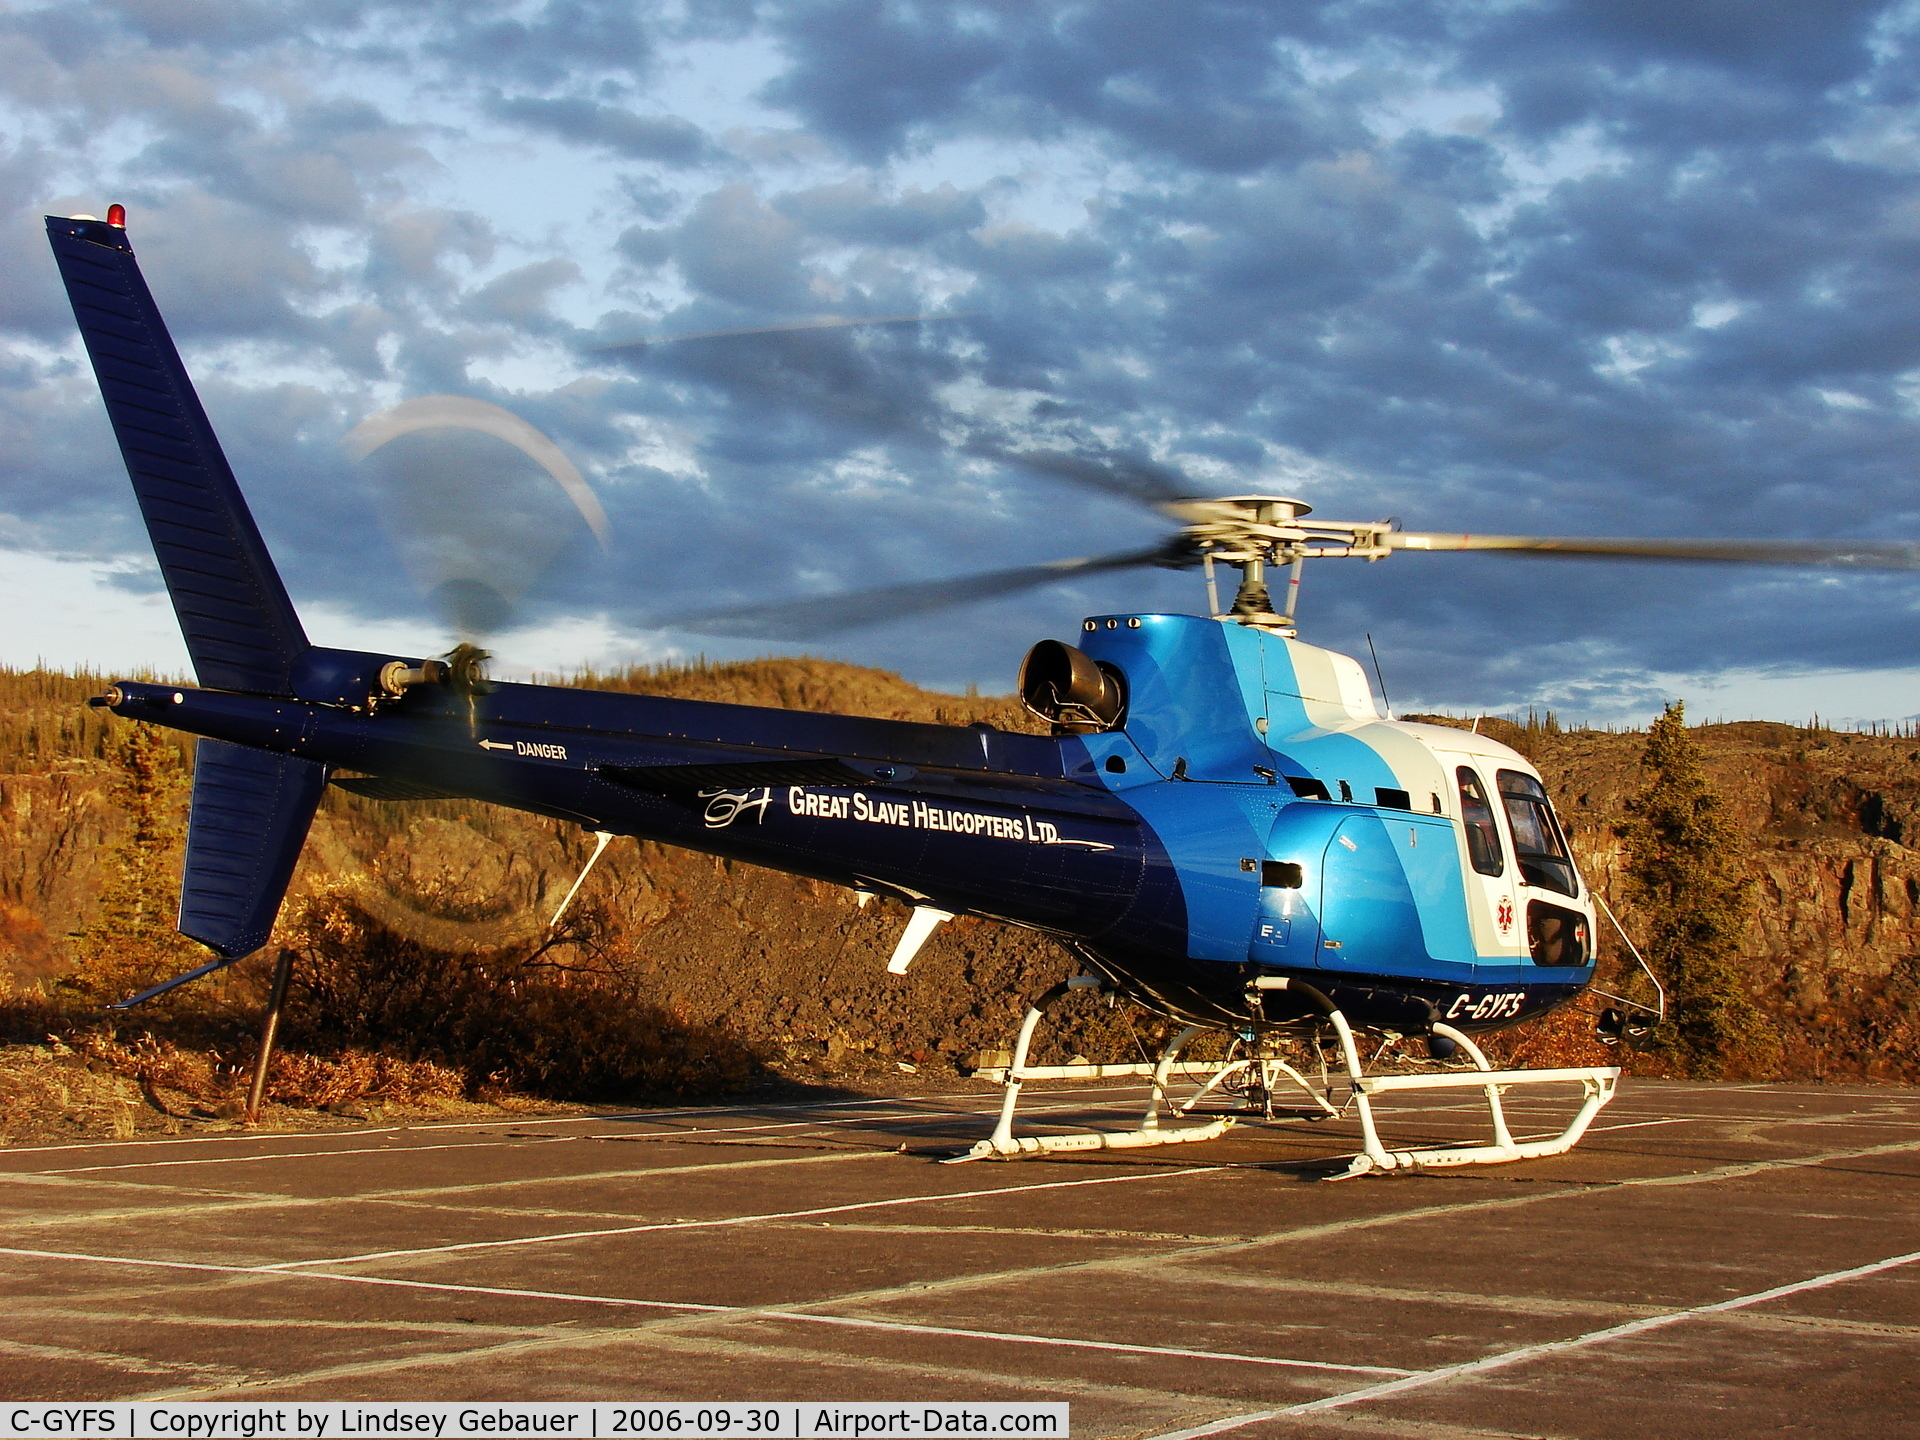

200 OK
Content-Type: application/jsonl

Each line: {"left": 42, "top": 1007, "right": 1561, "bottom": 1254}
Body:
{"left": 1496, "top": 769, "right": 1580, "bottom": 897}
{"left": 1456, "top": 766, "right": 1504, "bottom": 877}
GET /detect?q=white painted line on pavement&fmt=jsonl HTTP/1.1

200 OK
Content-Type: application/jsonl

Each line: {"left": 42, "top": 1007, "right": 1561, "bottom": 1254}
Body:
{"left": 767, "top": 1312, "right": 1413, "bottom": 1377}
{"left": 1282, "top": 1247, "right": 1920, "bottom": 1416}
{"left": 1136, "top": 1410, "right": 1282, "bottom": 1440}
{"left": 40, "top": 1141, "right": 513, "bottom": 1175}
{"left": 263, "top": 1166, "right": 1229, "bottom": 1269}
{"left": 0, "top": 1242, "right": 1399, "bottom": 1379}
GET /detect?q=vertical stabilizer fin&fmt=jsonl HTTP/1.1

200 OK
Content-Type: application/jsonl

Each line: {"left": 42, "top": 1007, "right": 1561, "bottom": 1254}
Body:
{"left": 180, "top": 740, "right": 327, "bottom": 958}
{"left": 46, "top": 214, "right": 309, "bottom": 696}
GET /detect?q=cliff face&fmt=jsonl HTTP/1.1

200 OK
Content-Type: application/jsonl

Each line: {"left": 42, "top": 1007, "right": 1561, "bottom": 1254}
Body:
{"left": 1521, "top": 721, "right": 1920, "bottom": 1080}
{"left": 4, "top": 664, "right": 1918, "bottom": 1082}
{"left": 0, "top": 671, "right": 192, "bottom": 981}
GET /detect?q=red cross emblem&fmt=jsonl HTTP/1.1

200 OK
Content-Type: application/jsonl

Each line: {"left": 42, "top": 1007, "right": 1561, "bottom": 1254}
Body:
{"left": 1497, "top": 896, "right": 1515, "bottom": 932}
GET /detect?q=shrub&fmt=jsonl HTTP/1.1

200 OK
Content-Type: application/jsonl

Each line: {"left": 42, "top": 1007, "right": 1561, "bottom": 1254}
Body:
{"left": 277, "top": 888, "right": 766, "bottom": 1100}
{"left": 1624, "top": 701, "right": 1779, "bottom": 1077}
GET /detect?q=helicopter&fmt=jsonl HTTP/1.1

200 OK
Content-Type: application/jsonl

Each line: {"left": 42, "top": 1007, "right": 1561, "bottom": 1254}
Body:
{"left": 46, "top": 207, "right": 1920, "bottom": 1176}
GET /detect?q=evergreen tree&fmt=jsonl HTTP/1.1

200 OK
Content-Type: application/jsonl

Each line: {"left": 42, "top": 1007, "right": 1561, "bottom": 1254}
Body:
{"left": 1623, "top": 701, "right": 1776, "bottom": 1076}
{"left": 60, "top": 723, "right": 203, "bottom": 1008}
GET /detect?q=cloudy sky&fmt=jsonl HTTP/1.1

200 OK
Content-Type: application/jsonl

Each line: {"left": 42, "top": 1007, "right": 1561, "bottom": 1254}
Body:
{"left": 5, "top": 0, "right": 1920, "bottom": 724}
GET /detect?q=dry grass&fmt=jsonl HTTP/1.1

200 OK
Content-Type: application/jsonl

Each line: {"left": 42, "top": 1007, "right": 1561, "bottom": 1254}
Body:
{"left": 559, "top": 656, "right": 1043, "bottom": 730}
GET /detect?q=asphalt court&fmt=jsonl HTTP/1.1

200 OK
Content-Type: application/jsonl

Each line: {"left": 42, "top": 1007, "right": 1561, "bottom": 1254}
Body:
{"left": 2, "top": 1077, "right": 1918, "bottom": 1438}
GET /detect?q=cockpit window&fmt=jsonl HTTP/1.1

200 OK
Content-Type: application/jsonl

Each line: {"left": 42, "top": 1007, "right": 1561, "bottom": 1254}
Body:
{"left": 1456, "top": 767, "right": 1504, "bottom": 877}
{"left": 1496, "top": 769, "right": 1579, "bottom": 897}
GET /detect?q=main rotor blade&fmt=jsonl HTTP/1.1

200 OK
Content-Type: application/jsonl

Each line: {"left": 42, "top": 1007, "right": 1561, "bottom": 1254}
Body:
{"left": 664, "top": 544, "right": 1180, "bottom": 639}
{"left": 1387, "top": 533, "right": 1920, "bottom": 569}
{"left": 967, "top": 445, "right": 1202, "bottom": 509}
{"left": 591, "top": 313, "right": 966, "bottom": 355}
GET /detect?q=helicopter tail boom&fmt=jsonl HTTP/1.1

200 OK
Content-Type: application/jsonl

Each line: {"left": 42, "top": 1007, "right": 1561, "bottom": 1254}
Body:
{"left": 47, "top": 212, "right": 310, "bottom": 697}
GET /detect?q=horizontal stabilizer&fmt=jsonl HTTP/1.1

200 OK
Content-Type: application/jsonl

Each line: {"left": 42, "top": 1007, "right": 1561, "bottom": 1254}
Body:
{"left": 180, "top": 739, "right": 327, "bottom": 958}
{"left": 46, "top": 215, "right": 309, "bottom": 695}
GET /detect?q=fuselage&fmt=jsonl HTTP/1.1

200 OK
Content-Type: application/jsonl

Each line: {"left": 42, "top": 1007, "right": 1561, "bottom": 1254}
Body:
{"left": 103, "top": 612, "right": 1594, "bottom": 1034}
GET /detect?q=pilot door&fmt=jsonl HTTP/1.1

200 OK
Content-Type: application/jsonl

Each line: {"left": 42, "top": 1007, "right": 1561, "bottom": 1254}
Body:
{"left": 1432, "top": 755, "right": 1528, "bottom": 960}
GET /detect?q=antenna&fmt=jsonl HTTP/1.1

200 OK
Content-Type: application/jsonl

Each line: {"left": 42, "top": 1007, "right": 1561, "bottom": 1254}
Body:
{"left": 1366, "top": 633, "right": 1392, "bottom": 719}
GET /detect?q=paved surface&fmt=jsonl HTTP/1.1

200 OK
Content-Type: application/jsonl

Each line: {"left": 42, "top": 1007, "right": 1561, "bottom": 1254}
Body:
{"left": 2, "top": 1074, "right": 1918, "bottom": 1438}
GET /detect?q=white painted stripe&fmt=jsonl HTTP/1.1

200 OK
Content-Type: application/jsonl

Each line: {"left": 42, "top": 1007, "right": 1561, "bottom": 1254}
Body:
{"left": 1136, "top": 1410, "right": 1282, "bottom": 1440}
{"left": 770, "top": 1313, "right": 1413, "bottom": 1377}
{"left": 0, "top": 1093, "right": 991, "bottom": 1158}
{"left": 0, "top": 1243, "right": 1392, "bottom": 1378}
{"left": 0, "top": 1127, "right": 412, "bottom": 1158}
{"left": 581, "top": 1097, "right": 1110, "bottom": 1145}
{"left": 403, "top": 1085, "right": 1143, "bottom": 1134}
{"left": 1283, "top": 1247, "right": 1920, "bottom": 1416}
{"left": 262, "top": 1166, "right": 1227, "bottom": 1269}
{"left": 0, "top": 1246, "right": 729, "bottom": 1312}
{"left": 1573, "top": 1117, "right": 1696, "bottom": 1134}
{"left": 0, "top": 1087, "right": 1013, "bottom": 1157}
{"left": 41, "top": 1141, "right": 513, "bottom": 1175}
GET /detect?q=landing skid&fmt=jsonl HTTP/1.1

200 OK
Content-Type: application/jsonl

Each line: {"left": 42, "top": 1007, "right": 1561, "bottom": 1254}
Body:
{"left": 950, "top": 975, "right": 1620, "bottom": 1177}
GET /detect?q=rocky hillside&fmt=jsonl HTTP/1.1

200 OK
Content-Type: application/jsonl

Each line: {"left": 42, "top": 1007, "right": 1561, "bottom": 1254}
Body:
{"left": 1524, "top": 719, "right": 1920, "bottom": 1080}
{"left": 3, "top": 663, "right": 1918, "bottom": 1087}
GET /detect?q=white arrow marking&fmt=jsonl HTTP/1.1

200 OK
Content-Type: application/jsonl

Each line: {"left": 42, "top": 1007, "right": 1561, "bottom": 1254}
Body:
{"left": 478, "top": 739, "right": 513, "bottom": 751}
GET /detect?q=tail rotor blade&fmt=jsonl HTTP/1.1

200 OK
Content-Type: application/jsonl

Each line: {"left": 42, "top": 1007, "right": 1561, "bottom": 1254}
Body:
{"left": 347, "top": 396, "right": 611, "bottom": 643}
{"left": 663, "top": 544, "right": 1181, "bottom": 639}
{"left": 1388, "top": 533, "right": 1920, "bottom": 569}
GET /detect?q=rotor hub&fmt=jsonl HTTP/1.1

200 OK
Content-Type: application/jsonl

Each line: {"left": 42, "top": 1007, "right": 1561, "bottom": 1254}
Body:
{"left": 1168, "top": 495, "right": 1394, "bottom": 634}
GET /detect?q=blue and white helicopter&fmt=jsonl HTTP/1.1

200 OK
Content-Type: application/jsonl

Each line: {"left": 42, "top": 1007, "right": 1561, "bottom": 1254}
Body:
{"left": 48, "top": 208, "right": 1919, "bottom": 1175}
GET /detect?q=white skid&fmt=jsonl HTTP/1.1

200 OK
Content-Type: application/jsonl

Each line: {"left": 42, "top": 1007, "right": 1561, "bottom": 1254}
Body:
{"left": 953, "top": 978, "right": 1621, "bottom": 1178}
{"left": 1323, "top": 1021, "right": 1618, "bottom": 1180}
{"left": 970, "top": 1061, "right": 1221, "bottom": 1082}
{"left": 950, "top": 982, "right": 1236, "bottom": 1161}
{"left": 970, "top": 1117, "right": 1234, "bottom": 1158}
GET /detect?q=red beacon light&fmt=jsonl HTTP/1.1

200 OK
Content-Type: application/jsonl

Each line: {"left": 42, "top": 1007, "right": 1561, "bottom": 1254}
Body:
{"left": 106, "top": 204, "right": 126, "bottom": 227}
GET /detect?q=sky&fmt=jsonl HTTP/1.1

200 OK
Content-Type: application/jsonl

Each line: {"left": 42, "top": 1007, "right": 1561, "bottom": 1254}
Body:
{"left": 4, "top": 0, "right": 1920, "bottom": 726}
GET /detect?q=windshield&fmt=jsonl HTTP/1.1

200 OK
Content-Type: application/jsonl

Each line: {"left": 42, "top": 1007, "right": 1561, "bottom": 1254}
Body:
{"left": 1496, "top": 769, "right": 1579, "bottom": 897}
{"left": 1456, "top": 766, "right": 1504, "bottom": 877}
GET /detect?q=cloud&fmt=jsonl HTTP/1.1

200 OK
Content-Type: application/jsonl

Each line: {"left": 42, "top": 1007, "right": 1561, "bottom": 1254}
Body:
{"left": 422, "top": 0, "right": 658, "bottom": 88}
{"left": 672, "top": 182, "right": 812, "bottom": 310}
{"left": 486, "top": 94, "right": 710, "bottom": 164}
{"left": 462, "top": 256, "right": 582, "bottom": 328}
{"left": 774, "top": 181, "right": 985, "bottom": 245}
{"left": 2, "top": 0, "right": 1920, "bottom": 719}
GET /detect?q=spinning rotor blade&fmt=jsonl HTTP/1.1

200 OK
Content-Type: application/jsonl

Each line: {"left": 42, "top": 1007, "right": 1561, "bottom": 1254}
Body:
{"left": 969, "top": 445, "right": 1201, "bottom": 509}
{"left": 1387, "top": 532, "right": 1920, "bottom": 569}
{"left": 592, "top": 313, "right": 966, "bottom": 355}
{"left": 666, "top": 544, "right": 1183, "bottom": 639}
{"left": 346, "top": 396, "right": 612, "bottom": 547}
{"left": 346, "top": 396, "right": 611, "bottom": 641}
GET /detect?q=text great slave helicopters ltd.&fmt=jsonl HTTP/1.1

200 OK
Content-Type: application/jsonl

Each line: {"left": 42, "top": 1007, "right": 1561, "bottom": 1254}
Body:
{"left": 47, "top": 208, "right": 1920, "bottom": 1176}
